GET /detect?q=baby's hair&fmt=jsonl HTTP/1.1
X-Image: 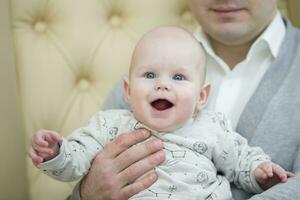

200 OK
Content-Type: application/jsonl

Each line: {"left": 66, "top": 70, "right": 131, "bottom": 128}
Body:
{"left": 129, "top": 26, "right": 207, "bottom": 84}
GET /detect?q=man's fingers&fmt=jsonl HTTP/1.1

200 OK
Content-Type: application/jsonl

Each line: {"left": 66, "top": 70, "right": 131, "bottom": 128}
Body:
{"left": 114, "top": 137, "right": 163, "bottom": 172}
{"left": 119, "top": 150, "right": 165, "bottom": 184}
{"left": 104, "top": 129, "right": 150, "bottom": 158}
{"left": 121, "top": 171, "right": 158, "bottom": 199}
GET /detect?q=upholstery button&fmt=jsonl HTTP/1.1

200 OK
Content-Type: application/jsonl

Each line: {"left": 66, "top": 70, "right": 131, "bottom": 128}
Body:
{"left": 181, "top": 11, "right": 193, "bottom": 23}
{"left": 109, "top": 15, "right": 122, "bottom": 27}
{"left": 34, "top": 21, "right": 47, "bottom": 32}
{"left": 77, "top": 79, "right": 91, "bottom": 91}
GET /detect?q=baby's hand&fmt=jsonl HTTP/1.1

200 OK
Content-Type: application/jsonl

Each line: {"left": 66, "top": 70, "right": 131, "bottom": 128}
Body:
{"left": 254, "top": 161, "right": 294, "bottom": 190}
{"left": 29, "top": 129, "right": 63, "bottom": 168}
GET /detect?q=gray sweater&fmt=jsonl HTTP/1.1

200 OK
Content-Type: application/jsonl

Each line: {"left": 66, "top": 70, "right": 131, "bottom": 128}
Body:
{"left": 68, "top": 17, "right": 300, "bottom": 200}
{"left": 232, "top": 18, "right": 300, "bottom": 200}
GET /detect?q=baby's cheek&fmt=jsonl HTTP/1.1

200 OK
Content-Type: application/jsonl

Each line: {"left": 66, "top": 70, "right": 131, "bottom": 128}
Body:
{"left": 178, "top": 96, "right": 197, "bottom": 117}
{"left": 182, "top": 90, "right": 199, "bottom": 107}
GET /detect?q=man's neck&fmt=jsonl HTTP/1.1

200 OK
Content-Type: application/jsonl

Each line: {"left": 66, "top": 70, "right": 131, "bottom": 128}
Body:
{"left": 210, "top": 38, "right": 254, "bottom": 70}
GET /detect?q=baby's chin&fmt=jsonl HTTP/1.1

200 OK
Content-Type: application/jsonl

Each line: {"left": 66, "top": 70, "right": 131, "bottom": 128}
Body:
{"left": 151, "top": 126, "right": 177, "bottom": 133}
{"left": 143, "top": 120, "right": 183, "bottom": 133}
{"left": 142, "top": 112, "right": 196, "bottom": 132}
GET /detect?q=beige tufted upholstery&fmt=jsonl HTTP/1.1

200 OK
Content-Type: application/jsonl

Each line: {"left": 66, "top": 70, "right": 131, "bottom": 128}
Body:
{"left": 9, "top": 0, "right": 289, "bottom": 200}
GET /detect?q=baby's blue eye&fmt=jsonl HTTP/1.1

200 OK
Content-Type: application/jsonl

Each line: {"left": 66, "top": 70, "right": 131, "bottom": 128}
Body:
{"left": 144, "top": 72, "right": 156, "bottom": 79}
{"left": 173, "top": 74, "right": 185, "bottom": 81}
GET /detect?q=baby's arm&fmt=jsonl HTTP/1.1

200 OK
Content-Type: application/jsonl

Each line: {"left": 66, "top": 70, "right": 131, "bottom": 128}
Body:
{"left": 29, "top": 129, "right": 63, "bottom": 168}
{"left": 29, "top": 112, "right": 109, "bottom": 182}
{"left": 254, "top": 161, "right": 294, "bottom": 190}
{"left": 211, "top": 112, "right": 270, "bottom": 193}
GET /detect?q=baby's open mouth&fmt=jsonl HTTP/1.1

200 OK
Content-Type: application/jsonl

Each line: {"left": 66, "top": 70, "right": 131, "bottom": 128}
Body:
{"left": 151, "top": 99, "right": 174, "bottom": 111}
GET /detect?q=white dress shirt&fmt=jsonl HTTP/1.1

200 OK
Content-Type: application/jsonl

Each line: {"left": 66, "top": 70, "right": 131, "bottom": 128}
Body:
{"left": 194, "top": 12, "right": 286, "bottom": 129}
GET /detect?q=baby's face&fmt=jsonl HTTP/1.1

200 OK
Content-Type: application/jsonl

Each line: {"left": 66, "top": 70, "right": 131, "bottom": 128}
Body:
{"left": 124, "top": 29, "right": 208, "bottom": 132}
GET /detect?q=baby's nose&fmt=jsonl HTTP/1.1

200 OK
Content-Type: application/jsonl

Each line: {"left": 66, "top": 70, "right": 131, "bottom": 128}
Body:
{"left": 155, "top": 80, "right": 171, "bottom": 91}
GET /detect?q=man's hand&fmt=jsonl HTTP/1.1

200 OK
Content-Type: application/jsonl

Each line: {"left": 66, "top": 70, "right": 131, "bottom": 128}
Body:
{"left": 29, "top": 129, "right": 63, "bottom": 168}
{"left": 254, "top": 161, "right": 294, "bottom": 190}
{"left": 80, "top": 129, "right": 165, "bottom": 200}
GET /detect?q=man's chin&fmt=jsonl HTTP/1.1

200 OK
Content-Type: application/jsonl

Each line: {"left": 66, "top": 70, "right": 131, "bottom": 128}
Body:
{"left": 211, "top": 29, "right": 254, "bottom": 45}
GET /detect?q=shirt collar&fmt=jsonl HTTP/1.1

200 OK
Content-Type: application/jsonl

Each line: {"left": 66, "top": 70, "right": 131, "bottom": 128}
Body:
{"left": 194, "top": 26, "right": 216, "bottom": 59}
{"left": 194, "top": 11, "right": 286, "bottom": 59}
{"left": 256, "top": 11, "right": 286, "bottom": 58}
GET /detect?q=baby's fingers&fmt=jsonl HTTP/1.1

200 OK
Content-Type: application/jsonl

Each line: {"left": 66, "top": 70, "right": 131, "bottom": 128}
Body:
{"left": 272, "top": 164, "right": 287, "bottom": 182}
{"left": 46, "top": 130, "right": 63, "bottom": 144}
{"left": 287, "top": 171, "right": 295, "bottom": 177}
{"left": 32, "top": 131, "right": 49, "bottom": 147}
{"left": 28, "top": 146, "right": 43, "bottom": 168}
{"left": 255, "top": 167, "right": 268, "bottom": 180}
{"left": 259, "top": 162, "right": 273, "bottom": 177}
{"left": 31, "top": 143, "right": 54, "bottom": 155}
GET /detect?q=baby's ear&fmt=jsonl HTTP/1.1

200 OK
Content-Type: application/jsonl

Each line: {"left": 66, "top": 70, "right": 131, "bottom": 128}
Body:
{"left": 197, "top": 83, "right": 211, "bottom": 110}
{"left": 123, "top": 77, "right": 131, "bottom": 103}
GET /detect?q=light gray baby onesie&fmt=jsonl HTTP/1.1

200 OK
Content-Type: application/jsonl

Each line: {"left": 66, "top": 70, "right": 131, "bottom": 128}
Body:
{"left": 41, "top": 109, "right": 269, "bottom": 200}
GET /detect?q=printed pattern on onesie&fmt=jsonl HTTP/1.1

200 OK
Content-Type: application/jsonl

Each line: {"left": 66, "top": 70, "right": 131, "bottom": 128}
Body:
{"left": 40, "top": 109, "right": 269, "bottom": 199}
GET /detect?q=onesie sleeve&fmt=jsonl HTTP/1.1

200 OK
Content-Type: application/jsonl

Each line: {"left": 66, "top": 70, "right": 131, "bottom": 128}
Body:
{"left": 40, "top": 111, "right": 108, "bottom": 182}
{"left": 211, "top": 112, "right": 270, "bottom": 194}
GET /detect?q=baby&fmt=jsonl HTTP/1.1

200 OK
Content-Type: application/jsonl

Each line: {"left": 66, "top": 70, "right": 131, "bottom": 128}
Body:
{"left": 29, "top": 26, "right": 292, "bottom": 200}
